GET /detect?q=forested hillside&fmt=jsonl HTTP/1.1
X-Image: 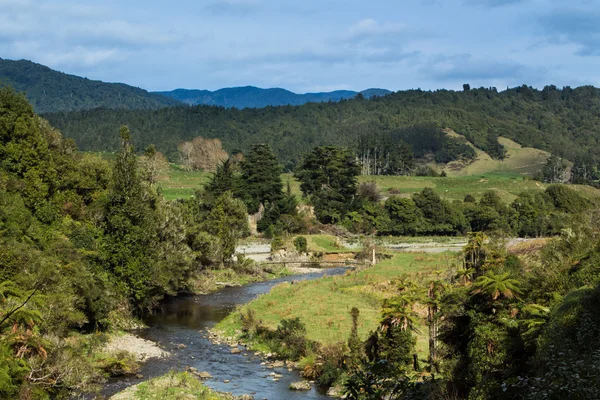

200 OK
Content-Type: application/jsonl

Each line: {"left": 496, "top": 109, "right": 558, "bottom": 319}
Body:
{"left": 0, "top": 58, "right": 182, "bottom": 112}
{"left": 155, "top": 86, "right": 391, "bottom": 108}
{"left": 46, "top": 85, "right": 600, "bottom": 171}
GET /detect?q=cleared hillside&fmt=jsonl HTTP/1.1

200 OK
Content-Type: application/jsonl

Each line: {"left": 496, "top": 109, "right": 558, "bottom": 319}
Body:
{"left": 442, "top": 130, "right": 550, "bottom": 176}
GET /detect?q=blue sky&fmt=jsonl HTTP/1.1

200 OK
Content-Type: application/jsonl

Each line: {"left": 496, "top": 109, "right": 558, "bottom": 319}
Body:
{"left": 1, "top": 0, "right": 599, "bottom": 92}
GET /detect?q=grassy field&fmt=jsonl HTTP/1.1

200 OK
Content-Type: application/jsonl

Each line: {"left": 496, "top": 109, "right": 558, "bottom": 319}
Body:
{"left": 305, "top": 234, "right": 352, "bottom": 253}
{"left": 359, "top": 172, "right": 600, "bottom": 203}
{"left": 157, "top": 168, "right": 598, "bottom": 204}
{"left": 158, "top": 164, "right": 210, "bottom": 201}
{"left": 89, "top": 150, "right": 597, "bottom": 204}
{"left": 215, "top": 251, "right": 463, "bottom": 359}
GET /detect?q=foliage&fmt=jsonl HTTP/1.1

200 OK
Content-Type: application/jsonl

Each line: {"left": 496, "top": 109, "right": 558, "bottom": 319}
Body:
{"left": 0, "top": 88, "right": 253, "bottom": 398}
{"left": 239, "top": 143, "right": 283, "bottom": 214}
{"left": 46, "top": 84, "right": 600, "bottom": 179}
{"left": 0, "top": 59, "right": 180, "bottom": 113}
{"left": 295, "top": 146, "right": 360, "bottom": 223}
{"left": 293, "top": 236, "right": 308, "bottom": 253}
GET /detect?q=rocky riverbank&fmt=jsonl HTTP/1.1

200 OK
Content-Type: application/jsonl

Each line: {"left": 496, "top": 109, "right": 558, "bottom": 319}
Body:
{"left": 103, "top": 333, "right": 170, "bottom": 363}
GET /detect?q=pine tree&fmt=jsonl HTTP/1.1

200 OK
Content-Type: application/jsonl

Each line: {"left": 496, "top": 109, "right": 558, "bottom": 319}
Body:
{"left": 239, "top": 144, "right": 283, "bottom": 214}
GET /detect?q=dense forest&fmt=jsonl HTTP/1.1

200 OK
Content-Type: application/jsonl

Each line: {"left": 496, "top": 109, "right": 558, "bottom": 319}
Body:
{"left": 0, "top": 87, "right": 253, "bottom": 398}
{"left": 46, "top": 85, "right": 600, "bottom": 172}
{"left": 0, "top": 59, "right": 181, "bottom": 113}
{"left": 155, "top": 87, "right": 391, "bottom": 108}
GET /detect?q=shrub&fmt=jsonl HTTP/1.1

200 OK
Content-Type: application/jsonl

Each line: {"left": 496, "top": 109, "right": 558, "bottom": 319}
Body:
{"left": 274, "top": 318, "right": 308, "bottom": 360}
{"left": 316, "top": 342, "right": 347, "bottom": 386}
{"left": 271, "top": 235, "right": 284, "bottom": 252}
{"left": 293, "top": 236, "right": 308, "bottom": 253}
{"left": 95, "top": 351, "right": 139, "bottom": 376}
{"left": 464, "top": 194, "right": 476, "bottom": 203}
{"left": 357, "top": 182, "right": 382, "bottom": 203}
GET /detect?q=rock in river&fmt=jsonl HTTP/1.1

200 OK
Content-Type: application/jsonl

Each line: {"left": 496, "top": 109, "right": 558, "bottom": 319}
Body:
{"left": 289, "top": 381, "right": 311, "bottom": 391}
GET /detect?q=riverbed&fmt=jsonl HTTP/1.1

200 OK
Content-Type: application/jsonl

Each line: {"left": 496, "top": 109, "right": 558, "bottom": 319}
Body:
{"left": 103, "top": 268, "right": 348, "bottom": 399}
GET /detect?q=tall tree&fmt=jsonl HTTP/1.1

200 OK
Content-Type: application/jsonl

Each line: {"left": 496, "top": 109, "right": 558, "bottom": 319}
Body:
{"left": 295, "top": 146, "right": 360, "bottom": 224}
{"left": 239, "top": 144, "right": 283, "bottom": 214}
{"left": 100, "top": 126, "right": 161, "bottom": 309}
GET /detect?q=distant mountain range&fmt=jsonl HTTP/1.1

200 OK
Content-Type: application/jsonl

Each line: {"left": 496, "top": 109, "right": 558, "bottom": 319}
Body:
{"left": 0, "top": 58, "right": 181, "bottom": 113}
{"left": 0, "top": 58, "right": 392, "bottom": 112}
{"left": 154, "top": 87, "right": 392, "bottom": 108}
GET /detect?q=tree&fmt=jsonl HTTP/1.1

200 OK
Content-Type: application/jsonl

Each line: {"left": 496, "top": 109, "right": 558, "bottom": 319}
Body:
{"left": 425, "top": 278, "right": 445, "bottom": 370}
{"left": 139, "top": 144, "right": 168, "bottom": 184}
{"left": 463, "top": 232, "right": 489, "bottom": 276}
{"left": 206, "top": 191, "right": 250, "bottom": 264}
{"left": 471, "top": 272, "right": 522, "bottom": 302}
{"left": 239, "top": 144, "right": 283, "bottom": 214}
{"left": 384, "top": 197, "right": 421, "bottom": 235}
{"left": 295, "top": 146, "right": 360, "bottom": 224}
{"left": 204, "top": 158, "right": 238, "bottom": 201}
{"left": 177, "top": 136, "right": 228, "bottom": 172}
{"left": 541, "top": 154, "right": 568, "bottom": 183}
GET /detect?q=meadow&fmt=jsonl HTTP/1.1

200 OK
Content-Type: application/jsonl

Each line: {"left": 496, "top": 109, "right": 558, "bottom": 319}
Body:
{"left": 215, "top": 250, "right": 463, "bottom": 360}
{"left": 157, "top": 167, "right": 598, "bottom": 204}
{"left": 86, "top": 149, "right": 597, "bottom": 203}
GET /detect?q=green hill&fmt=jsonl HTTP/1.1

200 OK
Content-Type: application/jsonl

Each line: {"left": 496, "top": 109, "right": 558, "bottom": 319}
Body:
{"left": 0, "top": 58, "right": 182, "bottom": 113}
{"left": 44, "top": 85, "right": 600, "bottom": 175}
{"left": 155, "top": 86, "right": 391, "bottom": 108}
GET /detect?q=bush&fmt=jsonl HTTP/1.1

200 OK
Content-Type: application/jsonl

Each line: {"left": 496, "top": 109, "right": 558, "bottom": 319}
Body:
{"left": 414, "top": 165, "right": 439, "bottom": 177}
{"left": 274, "top": 318, "right": 309, "bottom": 360}
{"left": 316, "top": 342, "right": 347, "bottom": 386}
{"left": 464, "top": 194, "right": 476, "bottom": 203}
{"left": 271, "top": 235, "right": 284, "bottom": 252}
{"left": 293, "top": 236, "right": 308, "bottom": 253}
{"left": 95, "top": 351, "right": 139, "bottom": 376}
{"left": 357, "top": 182, "right": 382, "bottom": 203}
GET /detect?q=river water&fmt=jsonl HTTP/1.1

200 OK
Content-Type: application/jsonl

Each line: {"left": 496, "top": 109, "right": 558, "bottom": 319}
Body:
{"left": 102, "top": 268, "right": 348, "bottom": 399}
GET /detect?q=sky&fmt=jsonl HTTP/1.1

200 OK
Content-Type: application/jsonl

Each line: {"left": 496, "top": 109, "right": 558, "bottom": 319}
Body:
{"left": 1, "top": 0, "right": 600, "bottom": 93}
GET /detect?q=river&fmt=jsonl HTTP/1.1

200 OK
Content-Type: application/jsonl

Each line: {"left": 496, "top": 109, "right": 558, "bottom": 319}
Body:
{"left": 102, "top": 268, "right": 348, "bottom": 399}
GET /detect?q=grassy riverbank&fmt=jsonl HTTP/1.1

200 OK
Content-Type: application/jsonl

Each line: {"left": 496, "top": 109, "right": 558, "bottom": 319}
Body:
{"left": 110, "top": 372, "right": 234, "bottom": 400}
{"left": 215, "top": 250, "right": 463, "bottom": 360}
{"left": 192, "top": 266, "right": 293, "bottom": 294}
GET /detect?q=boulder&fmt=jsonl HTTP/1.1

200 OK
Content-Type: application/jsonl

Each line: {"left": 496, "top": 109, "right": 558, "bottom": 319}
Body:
{"left": 289, "top": 381, "right": 311, "bottom": 391}
{"left": 327, "top": 385, "right": 345, "bottom": 397}
{"left": 230, "top": 348, "right": 242, "bottom": 354}
{"left": 196, "top": 371, "right": 213, "bottom": 379}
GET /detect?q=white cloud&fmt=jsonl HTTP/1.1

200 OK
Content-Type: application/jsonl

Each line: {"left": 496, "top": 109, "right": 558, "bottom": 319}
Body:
{"left": 348, "top": 18, "right": 406, "bottom": 38}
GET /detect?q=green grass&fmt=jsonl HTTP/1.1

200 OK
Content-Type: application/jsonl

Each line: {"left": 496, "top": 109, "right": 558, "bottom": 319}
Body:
{"left": 304, "top": 234, "right": 351, "bottom": 252}
{"left": 78, "top": 153, "right": 594, "bottom": 204}
{"left": 215, "top": 251, "right": 463, "bottom": 360}
{"left": 363, "top": 173, "right": 600, "bottom": 203}
{"left": 161, "top": 168, "right": 599, "bottom": 203}
{"left": 112, "top": 372, "right": 229, "bottom": 400}
{"left": 157, "top": 164, "right": 210, "bottom": 201}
